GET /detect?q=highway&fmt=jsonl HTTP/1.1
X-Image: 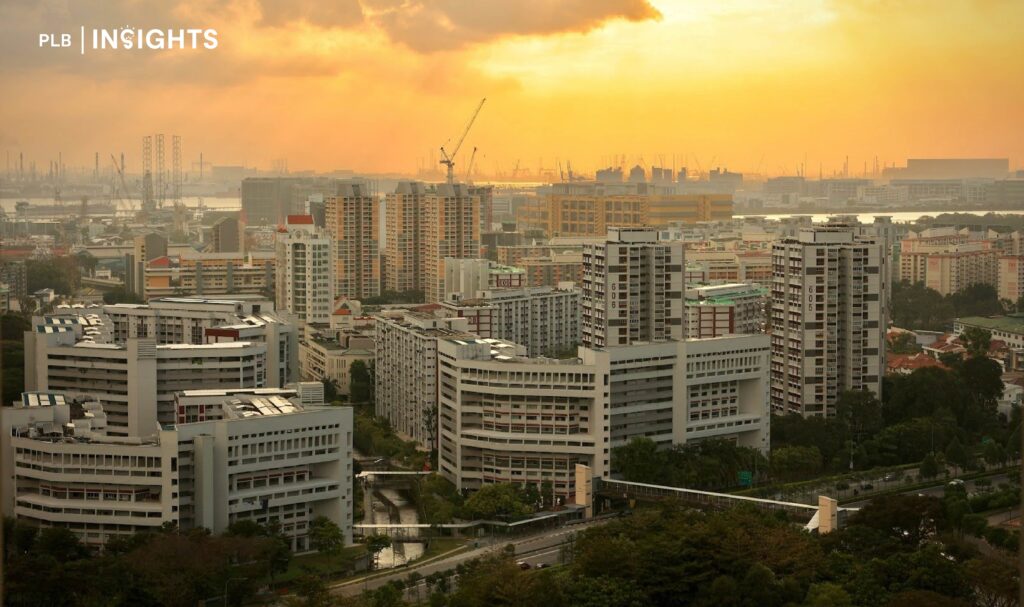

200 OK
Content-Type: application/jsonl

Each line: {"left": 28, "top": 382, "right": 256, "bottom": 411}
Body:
{"left": 844, "top": 472, "right": 1014, "bottom": 509}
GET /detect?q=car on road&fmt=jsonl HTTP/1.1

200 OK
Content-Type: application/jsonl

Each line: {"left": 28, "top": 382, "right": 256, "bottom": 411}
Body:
{"left": 537, "top": 563, "right": 551, "bottom": 569}
{"left": 517, "top": 561, "right": 531, "bottom": 570}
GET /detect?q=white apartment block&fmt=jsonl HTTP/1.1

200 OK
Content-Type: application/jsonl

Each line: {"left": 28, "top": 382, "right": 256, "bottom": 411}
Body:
{"left": 0, "top": 389, "right": 353, "bottom": 550}
{"left": 441, "top": 286, "right": 580, "bottom": 357}
{"left": 685, "top": 283, "right": 767, "bottom": 339}
{"left": 23, "top": 300, "right": 298, "bottom": 436}
{"left": 432, "top": 335, "right": 770, "bottom": 497}
{"left": 770, "top": 226, "right": 886, "bottom": 417}
{"left": 25, "top": 332, "right": 267, "bottom": 437}
{"left": 436, "top": 338, "right": 609, "bottom": 501}
{"left": 443, "top": 258, "right": 526, "bottom": 301}
{"left": 581, "top": 227, "right": 684, "bottom": 348}
{"left": 374, "top": 311, "right": 474, "bottom": 448}
{"left": 584, "top": 341, "right": 684, "bottom": 449}
{"left": 54, "top": 297, "right": 297, "bottom": 386}
{"left": 276, "top": 215, "right": 335, "bottom": 325}
{"left": 680, "top": 335, "right": 771, "bottom": 451}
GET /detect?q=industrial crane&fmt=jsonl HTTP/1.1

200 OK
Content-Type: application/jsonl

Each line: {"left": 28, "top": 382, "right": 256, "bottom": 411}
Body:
{"left": 465, "top": 146, "right": 478, "bottom": 183}
{"left": 440, "top": 97, "right": 485, "bottom": 184}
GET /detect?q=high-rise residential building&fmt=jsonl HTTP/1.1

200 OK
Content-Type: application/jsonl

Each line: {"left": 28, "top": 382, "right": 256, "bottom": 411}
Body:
{"left": 276, "top": 215, "right": 334, "bottom": 325}
{"left": 143, "top": 251, "right": 275, "bottom": 299}
{"left": 326, "top": 182, "right": 380, "bottom": 300}
{"left": 470, "top": 185, "right": 494, "bottom": 234}
{"left": 519, "top": 252, "right": 584, "bottom": 288}
{"left": 211, "top": 216, "right": 242, "bottom": 253}
{"left": 770, "top": 225, "right": 886, "bottom": 417}
{"left": 384, "top": 181, "right": 427, "bottom": 294}
{"left": 0, "top": 261, "right": 27, "bottom": 300}
{"left": 581, "top": 227, "right": 684, "bottom": 348}
{"left": 403, "top": 184, "right": 471, "bottom": 298}
{"left": 685, "top": 283, "right": 768, "bottom": 339}
{"left": 0, "top": 388, "right": 353, "bottom": 550}
{"left": 422, "top": 183, "right": 481, "bottom": 303}
{"left": 899, "top": 227, "right": 1020, "bottom": 295}
{"left": 999, "top": 255, "right": 1024, "bottom": 304}
{"left": 374, "top": 311, "right": 474, "bottom": 449}
{"left": 441, "top": 285, "right": 580, "bottom": 357}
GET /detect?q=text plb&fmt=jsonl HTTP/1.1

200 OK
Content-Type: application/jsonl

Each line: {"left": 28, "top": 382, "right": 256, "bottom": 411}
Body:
{"left": 40, "top": 33, "right": 72, "bottom": 48}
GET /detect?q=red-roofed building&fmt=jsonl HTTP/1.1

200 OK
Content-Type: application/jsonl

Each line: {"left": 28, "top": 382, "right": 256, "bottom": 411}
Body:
{"left": 286, "top": 214, "right": 314, "bottom": 225}
{"left": 886, "top": 353, "right": 947, "bottom": 375}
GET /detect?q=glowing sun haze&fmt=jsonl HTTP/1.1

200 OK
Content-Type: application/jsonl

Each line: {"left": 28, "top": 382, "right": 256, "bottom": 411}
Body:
{"left": 1, "top": 0, "right": 1022, "bottom": 176}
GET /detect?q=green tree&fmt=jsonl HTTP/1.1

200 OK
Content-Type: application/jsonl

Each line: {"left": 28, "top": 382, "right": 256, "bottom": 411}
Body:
{"left": 804, "top": 582, "right": 853, "bottom": 607}
{"left": 103, "top": 287, "right": 144, "bottom": 305}
{"left": 888, "top": 332, "right": 921, "bottom": 355}
{"left": 365, "top": 534, "right": 392, "bottom": 570}
{"left": 322, "top": 378, "right": 339, "bottom": 403}
{"left": 612, "top": 437, "right": 664, "bottom": 484}
{"left": 958, "top": 327, "right": 991, "bottom": 358}
{"left": 919, "top": 453, "right": 940, "bottom": 479}
{"left": 350, "top": 360, "right": 374, "bottom": 404}
{"left": 460, "top": 483, "right": 532, "bottom": 520}
{"left": 289, "top": 573, "right": 334, "bottom": 607}
{"left": 944, "top": 438, "right": 970, "bottom": 474}
{"left": 309, "top": 516, "right": 345, "bottom": 558}
{"left": 770, "top": 445, "right": 823, "bottom": 481}
{"left": 836, "top": 389, "right": 884, "bottom": 439}
{"left": 0, "top": 313, "right": 28, "bottom": 405}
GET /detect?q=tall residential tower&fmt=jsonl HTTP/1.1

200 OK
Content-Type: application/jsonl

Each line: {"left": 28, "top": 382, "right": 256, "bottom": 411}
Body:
{"left": 769, "top": 225, "right": 886, "bottom": 417}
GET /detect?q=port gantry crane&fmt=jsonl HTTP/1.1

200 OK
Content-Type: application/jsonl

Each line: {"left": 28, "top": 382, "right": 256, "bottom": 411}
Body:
{"left": 440, "top": 97, "right": 485, "bottom": 184}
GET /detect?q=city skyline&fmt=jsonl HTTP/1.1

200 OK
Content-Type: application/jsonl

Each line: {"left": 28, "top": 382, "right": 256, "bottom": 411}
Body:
{"left": 2, "top": 0, "right": 1024, "bottom": 176}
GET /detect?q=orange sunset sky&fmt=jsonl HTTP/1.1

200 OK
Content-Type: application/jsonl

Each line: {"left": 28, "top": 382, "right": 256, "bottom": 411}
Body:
{"left": 1, "top": 0, "right": 1022, "bottom": 177}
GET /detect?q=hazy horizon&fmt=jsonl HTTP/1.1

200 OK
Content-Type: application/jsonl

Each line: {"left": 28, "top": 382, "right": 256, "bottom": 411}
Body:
{"left": 2, "top": 0, "right": 1023, "bottom": 177}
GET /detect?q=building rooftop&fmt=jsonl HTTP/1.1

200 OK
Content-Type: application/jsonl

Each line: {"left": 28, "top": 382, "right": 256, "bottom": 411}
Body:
{"left": 224, "top": 395, "right": 301, "bottom": 418}
{"left": 957, "top": 315, "right": 1024, "bottom": 336}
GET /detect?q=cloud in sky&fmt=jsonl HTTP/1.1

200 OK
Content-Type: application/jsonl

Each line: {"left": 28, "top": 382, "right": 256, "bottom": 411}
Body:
{"left": 0, "top": 0, "right": 1021, "bottom": 175}
{"left": 368, "top": 0, "right": 661, "bottom": 52}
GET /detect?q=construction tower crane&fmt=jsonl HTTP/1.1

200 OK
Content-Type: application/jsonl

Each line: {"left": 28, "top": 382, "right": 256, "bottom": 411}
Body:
{"left": 440, "top": 97, "right": 486, "bottom": 184}
{"left": 465, "top": 146, "right": 478, "bottom": 183}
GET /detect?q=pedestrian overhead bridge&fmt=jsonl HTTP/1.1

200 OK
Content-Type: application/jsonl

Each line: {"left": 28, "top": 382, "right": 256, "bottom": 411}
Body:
{"left": 578, "top": 465, "right": 857, "bottom": 533}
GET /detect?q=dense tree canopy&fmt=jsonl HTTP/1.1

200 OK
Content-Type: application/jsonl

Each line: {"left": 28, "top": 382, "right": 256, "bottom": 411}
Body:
{"left": 774, "top": 352, "right": 1007, "bottom": 474}
{"left": 891, "top": 281, "right": 1006, "bottom": 331}
{"left": 613, "top": 437, "right": 768, "bottom": 489}
{"left": 367, "top": 497, "right": 1019, "bottom": 607}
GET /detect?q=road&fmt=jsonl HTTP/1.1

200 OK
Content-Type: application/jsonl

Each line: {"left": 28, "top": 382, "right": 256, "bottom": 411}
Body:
{"left": 844, "top": 472, "right": 1013, "bottom": 509}
{"left": 330, "top": 519, "right": 607, "bottom": 598}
